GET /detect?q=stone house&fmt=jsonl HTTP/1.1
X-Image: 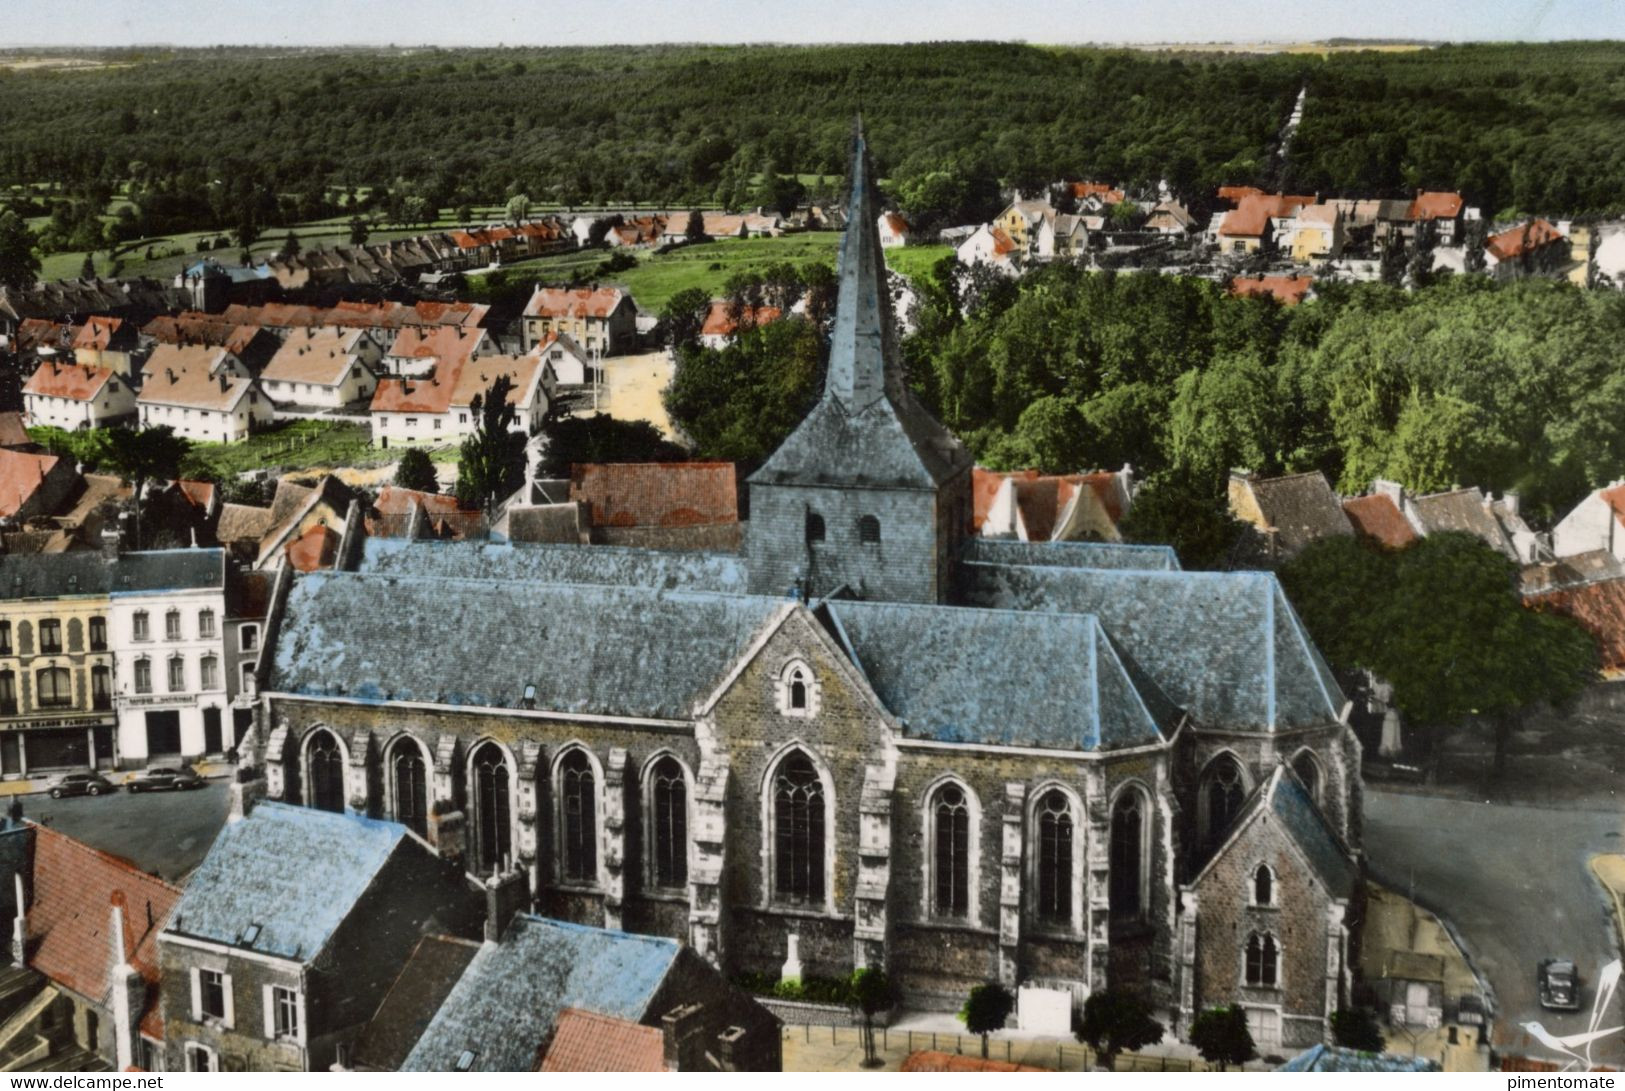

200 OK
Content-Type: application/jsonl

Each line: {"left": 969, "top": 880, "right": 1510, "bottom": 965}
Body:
{"left": 156, "top": 801, "right": 480, "bottom": 1072}
{"left": 520, "top": 286, "right": 637, "bottom": 358}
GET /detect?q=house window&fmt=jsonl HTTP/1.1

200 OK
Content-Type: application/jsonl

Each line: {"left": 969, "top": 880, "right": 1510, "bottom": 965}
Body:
{"left": 185, "top": 1043, "right": 217, "bottom": 1072}
{"left": 772, "top": 751, "right": 826, "bottom": 905}
{"left": 858, "top": 515, "right": 881, "bottom": 544}
{"left": 931, "top": 783, "right": 971, "bottom": 918}
{"left": 197, "top": 968, "right": 228, "bottom": 1021}
{"left": 0, "top": 671, "right": 15, "bottom": 716}
{"left": 1200, "top": 754, "right": 1247, "bottom": 849}
{"left": 1035, "top": 790, "right": 1073, "bottom": 926}
{"left": 239, "top": 661, "right": 255, "bottom": 693}
{"left": 559, "top": 749, "right": 597, "bottom": 883}
{"left": 38, "top": 619, "right": 61, "bottom": 654}
{"left": 1253, "top": 864, "right": 1275, "bottom": 907}
{"left": 271, "top": 986, "right": 299, "bottom": 1040}
{"left": 1245, "top": 933, "right": 1280, "bottom": 988}
{"left": 433, "top": 419, "right": 442, "bottom": 430}
{"left": 459, "top": 413, "right": 468, "bottom": 424}
{"left": 35, "top": 668, "right": 71, "bottom": 709}
{"left": 198, "top": 609, "right": 216, "bottom": 639}
{"left": 132, "top": 611, "right": 149, "bottom": 642}
{"left": 471, "top": 741, "right": 512, "bottom": 875}
{"left": 200, "top": 655, "right": 219, "bottom": 691}
{"left": 804, "top": 511, "right": 825, "bottom": 543}
{"left": 0, "top": 621, "right": 10, "bottom": 654}
{"left": 1110, "top": 789, "right": 1147, "bottom": 919}
{"left": 305, "top": 729, "right": 346, "bottom": 814}
{"left": 649, "top": 756, "right": 687, "bottom": 889}
{"left": 165, "top": 610, "right": 182, "bottom": 641}
{"left": 134, "top": 657, "right": 152, "bottom": 694}
{"left": 391, "top": 739, "right": 428, "bottom": 838}
{"left": 405, "top": 417, "right": 418, "bottom": 428}
{"left": 89, "top": 616, "right": 106, "bottom": 651}
{"left": 91, "top": 666, "right": 111, "bottom": 710}
{"left": 167, "top": 656, "right": 186, "bottom": 693}
{"left": 239, "top": 625, "right": 260, "bottom": 652}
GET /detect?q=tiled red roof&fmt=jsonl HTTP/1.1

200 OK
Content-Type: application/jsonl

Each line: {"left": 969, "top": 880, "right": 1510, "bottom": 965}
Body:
{"left": 1343, "top": 494, "right": 1419, "bottom": 549}
{"left": 1229, "top": 275, "right": 1313, "bottom": 305}
{"left": 1600, "top": 484, "right": 1625, "bottom": 527}
{"left": 522, "top": 286, "right": 628, "bottom": 320}
{"left": 370, "top": 368, "right": 459, "bottom": 415}
{"left": 285, "top": 523, "right": 341, "bottom": 572}
{"left": 1070, "top": 181, "right": 1125, "bottom": 204}
{"left": 23, "top": 361, "right": 115, "bottom": 401}
{"left": 0, "top": 449, "right": 65, "bottom": 518}
{"left": 26, "top": 824, "right": 180, "bottom": 1022}
{"left": 0, "top": 413, "right": 28, "bottom": 449}
{"left": 1219, "top": 193, "right": 1315, "bottom": 238}
{"left": 880, "top": 212, "right": 910, "bottom": 236}
{"left": 176, "top": 479, "right": 216, "bottom": 512}
{"left": 699, "top": 301, "right": 782, "bottom": 338}
{"left": 1217, "top": 185, "right": 1266, "bottom": 205}
{"left": 973, "top": 468, "right": 1128, "bottom": 540}
{"left": 569, "top": 461, "right": 737, "bottom": 528}
{"left": 900, "top": 1051, "right": 1045, "bottom": 1072}
{"left": 539, "top": 1009, "right": 667, "bottom": 1072}
{"left": 14, "top": 319, "right": 73, "bottom": 354}
{"left": 223, "top": 300, "right": 486, "bottom": 331}
{"left": 1487, "top": 218, "right": 1565, "bottom": 261}
{"left": 1528, "top": 577, "right": 1625, "bottom": 674}
{"left": 71, "top": 316, "right": 124, "bottom": 352}
{"left": 1408, "top": 191, "right": 1464, "bottom": 222}
{"left": 990, "top": 226, "right": 1018, "bottom": 256}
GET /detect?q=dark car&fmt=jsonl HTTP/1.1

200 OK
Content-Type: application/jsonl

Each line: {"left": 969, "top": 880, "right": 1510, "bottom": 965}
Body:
{"left": 1539, "top": 958, "right": 1582, "bottom": 1011}
{"left": 128, "top": 765, "right": 205, "bottom": 793}
{"left": 47, "top": 771, "right": 116, "bottom": 799}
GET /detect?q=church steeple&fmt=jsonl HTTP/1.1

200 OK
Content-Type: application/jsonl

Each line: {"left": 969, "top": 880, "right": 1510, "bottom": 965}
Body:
{"left": 825, "top": 121, "right": 903, "bottom": 413}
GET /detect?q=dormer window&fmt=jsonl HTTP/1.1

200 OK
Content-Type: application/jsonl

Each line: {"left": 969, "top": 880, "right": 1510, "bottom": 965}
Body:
{"left": 776, "top": 660, "right": 819, "bottom": 718}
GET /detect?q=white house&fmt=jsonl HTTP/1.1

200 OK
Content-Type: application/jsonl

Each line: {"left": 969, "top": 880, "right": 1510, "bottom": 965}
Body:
{"left": 380, "top": 324, "right": 491, "bottom": 379}
{"left": 1552, "top": 482, "right": 1625, "bottom": 561}
{"left": 955, "top": 224, "right": 1020, "bottom": 275}
{"left": 109, "top": 549, "right": 234, "bottom": 766}
{"left": 877, "top": 212, "right": 911, "bottom": 249}
{"left": 1594, "top": 228, "right": 1625, "bottom": 288}
{"left": 532, "top": 331, "right": 593, "bottom": 386}
{"left": 138, "top": 346, "right": 271, "bottom": 443}
{"left": 259, "top": 326, "right": 383, "bottom": 408}
{"left": 370, "top": 350, "right": 556, "bottom": 448}
{"left": 22, "top": 361, "right": 137, "bottom": 430}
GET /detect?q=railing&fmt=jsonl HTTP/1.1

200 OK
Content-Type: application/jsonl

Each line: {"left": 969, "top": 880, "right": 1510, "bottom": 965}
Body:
{"left": 776, "top": 1024, "right": 1214, "bottom": 1072}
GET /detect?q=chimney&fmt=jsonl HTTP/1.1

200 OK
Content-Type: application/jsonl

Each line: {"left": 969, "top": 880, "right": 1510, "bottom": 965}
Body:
{"left": 100, "top": 526, "right": 122, "bottom": 561}
{"left": 108, "top": 903, "right": 144, "bottom": 1070}
{"left": 660, "top": 1003, "right": 707, "bottom": 1072}
{"left": 483, "top": 867, "right": 529, "bottom": 942}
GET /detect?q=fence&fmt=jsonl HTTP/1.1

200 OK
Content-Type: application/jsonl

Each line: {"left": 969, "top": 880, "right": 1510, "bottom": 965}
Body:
{"left": 777, "top": 1023, "right": 1213, "bottom": 1072}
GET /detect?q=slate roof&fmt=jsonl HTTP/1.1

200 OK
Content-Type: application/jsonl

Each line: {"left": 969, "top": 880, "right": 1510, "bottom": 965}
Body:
{"left": 963, "top": 536, "right": 1180, "bottom": 572}
{"left": 823, "top": 599, "right": 1174, "bottom": 749}
{"left": 539, "top": 1009, "right": 667, "bottom": 1072}
{"left": 401, "top": 915, "right": 678, "bottom": 1073}
{"left": 216, "top": 502, "right": 276, "bottom": 546}
{"left": 1267, "top": 764, "right": 1358, "bottom": 893}
{"left": 357, "top": 538, "right": 748, "bottom": 594}
{"left": 1408, "top": 488, "right": 1515, "bottom": 559}
{"left": 752, "top": 130, "right": 971, "bottom": 493}
{"left": 959, "top": 562, "right": 1343, "bottom": 731}
{"left": 1343, "top": 493, "right": 1419, "bottom": 549}
{"left": 0, "top": 551, "right": 111, "bottom": 601}
{"left": 1278, "top": 1044, "right": 1439, "bottom": 1072}
{"left": 271, "top": 571, "right": 781, "bottom": 718}
{"left": 1236, "top": 471, "right": 1353, "bottom": 553}
{"left": 168, "top": 801, "right": 408, "bottom": 962}
{"left": 569, "top": 462, "right": 738, "bottom": 529}
{"left": 108, "top": 549, "right": 225, "bottom": 595}
{"left": 352, "top": 934, "right": 482, "bottom": 1072}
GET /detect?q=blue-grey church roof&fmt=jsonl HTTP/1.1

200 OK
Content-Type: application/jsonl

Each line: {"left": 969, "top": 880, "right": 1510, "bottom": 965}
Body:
{"left": 401, "top": 915, "right": 678, "bottom": 1072}
{"left": 357, "top": 537, "right": 746, "bottom": 593}
{"left": 959, "top": 559, "right": 1343, "bottom": 731}
{"left": 964, "top": 536, "right": 1181, "bottom": 572}
{"left": 750, "top": 128, "right": 970, "bottom": 492}
{"left": 168, "top": 801, "right": 408, "bottom": 962}
{"left": 823, "top": 599, "right": 1175, "bottom": 749}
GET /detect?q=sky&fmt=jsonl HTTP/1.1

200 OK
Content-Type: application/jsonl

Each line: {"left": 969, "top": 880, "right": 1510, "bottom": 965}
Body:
{"left": 7, "top": 0, "right": 1625, "bottom": 48}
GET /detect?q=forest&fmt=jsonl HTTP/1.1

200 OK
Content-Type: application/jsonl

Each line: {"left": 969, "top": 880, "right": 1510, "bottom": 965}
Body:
{"left": 2, "top": 40, "right": 1624, "bottom": 247}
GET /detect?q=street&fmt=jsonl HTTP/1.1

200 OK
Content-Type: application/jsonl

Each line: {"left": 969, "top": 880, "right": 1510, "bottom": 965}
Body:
{"left": 1365, "top": 790, "right": 1625, "bottom": 1065}
{"left": 20, "top": 781, "right": 229, "bottom": 884}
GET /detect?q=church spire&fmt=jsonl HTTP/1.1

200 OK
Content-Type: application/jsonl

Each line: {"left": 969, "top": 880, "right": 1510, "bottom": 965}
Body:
{"left": 825, "top": 120, "right": 901, "bottom": 413}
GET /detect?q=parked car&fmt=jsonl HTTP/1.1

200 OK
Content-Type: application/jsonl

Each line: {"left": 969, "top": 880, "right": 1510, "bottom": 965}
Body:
{"left": 1538, "top": 958, "right": 1581, "bottom": 1010}
{"left": 127, "top": 765, "right": 205, "bottom": 793}
{"left": 47, "top": 771, "right": 116, "bottom": 799}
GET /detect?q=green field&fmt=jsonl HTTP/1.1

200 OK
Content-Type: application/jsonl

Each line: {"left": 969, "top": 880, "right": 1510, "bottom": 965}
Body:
{"left": 179, "top": 419, "right": 390, "bottom": 478}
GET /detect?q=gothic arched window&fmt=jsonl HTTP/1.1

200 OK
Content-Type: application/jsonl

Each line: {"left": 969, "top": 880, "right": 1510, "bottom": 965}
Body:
{"left": 1245, "top": 932, "right": 1280, "bottom": 987}
{"left": 772, "top": 752, "right": 825, "bottom": 904}
{"left": 306, "top": 729, "right": 345, "bottom": 814}
{"left": 391, "top": 738, "right": 428, "bottom": 837}
{"left": 1035, "top": 790, "right": 1073, "bottom": 926}
{"left": 1201, "top": 755, "right": 1247, "bottom": 847}
{"left": 932, "top": 783, "right": 971, "bottom": 918}
{"left": 649, "top": 757, "right": 687, "bottom": 889}
{"left": 559, "top": 749, "right": 597, "bottom": 883}
{"left": 1110, "top": 789, "right": 1146, "bottom": 918}
{"left": 1253, "top": 864, "right": 1274, "bottom": 907}
{"left": 471, "top": 742, "right": 512, "bottom": 875}
{"left": 1292, "top": 750, "right": 1323, "bottom": 804}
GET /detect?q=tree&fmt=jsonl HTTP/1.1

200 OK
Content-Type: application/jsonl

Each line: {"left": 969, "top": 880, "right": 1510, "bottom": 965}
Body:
{"left": 1188, "top": 1006, "right": 1257, "bottom": 1071}
{"left": 454, "top": 375, "right": 527, "bottom": 516}
{"left": 0, "top": 211, "right": 42, "bottom": 291}
{"left": 960, "top": 982, "right": 1014, "bottom": 1059}
{"left": 104, "top": 426, "right": 190, "bottom": 550}
{"left": 281, "top": 230, "right": 301, "bottom": 258}
{"left": 1330, "top": 1008, "right": 1385, "bottom": 1052}
{"left": 505, "top": 193, "right": 531, "bottom": 224}
{"left": 455, "top": 201, "right": 474, "bottom": 225}
{"left": 79, "top": 254, "right": 96, "bottom": 279}
{"left": 849, "top": 967, "right": 890, "bottom": 1068}
{"left": 659, "top": 286, "right": 711, "bottom": 349}
{"left": 1119, "top": 471, "right": 1254, "bottom": 571}
{"left": 1076, "top": 990, "right": 1165, "bottom": 1071}
{"left": 684, "top": 208, "right": 707, "bottom": 243}
{"left": 348, "top": 216, "right": 369, "bottom": 246}
{"left": 393, "top": 447, "right": 439, "bottom": 493}
{"left": 586, "top": 215, "right": 621, "bottom": 247}
{"left": 533, "top": 413, "right": 685, "bottom": 479}
{"left": 664, "top": 317, "right": 824, "bottom": 465}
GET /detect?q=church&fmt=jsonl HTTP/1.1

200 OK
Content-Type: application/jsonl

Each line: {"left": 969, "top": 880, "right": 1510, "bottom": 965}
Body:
{"left": 247, "top": 132, "right": 1364, "bottom": 1052}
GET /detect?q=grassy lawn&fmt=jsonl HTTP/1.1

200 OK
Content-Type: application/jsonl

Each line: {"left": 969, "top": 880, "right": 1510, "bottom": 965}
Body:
{"left": 885, "top": 244, "right": 954, "bottom": 283}
{"left": 180, "top": 419, "right": 389, "bottom": 478}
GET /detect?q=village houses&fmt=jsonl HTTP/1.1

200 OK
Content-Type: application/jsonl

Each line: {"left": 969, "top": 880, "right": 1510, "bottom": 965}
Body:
{"left": 137, "top": 345, "right": 270, "bottom": 443}
{"left": 520, "top": 285, "right": 637, "bottom": 357}
{"left": 258, "top": 326, "right": 383, "bottom": 409}
{"left": 23, "top": 360, "right": 138, "bottom": 431}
